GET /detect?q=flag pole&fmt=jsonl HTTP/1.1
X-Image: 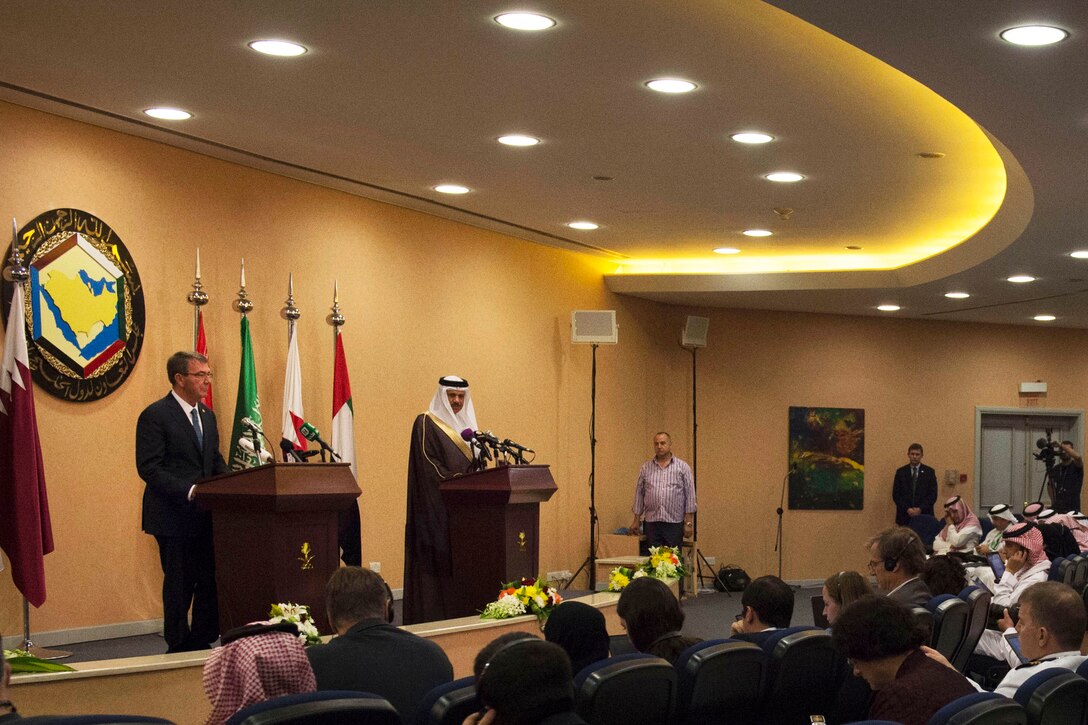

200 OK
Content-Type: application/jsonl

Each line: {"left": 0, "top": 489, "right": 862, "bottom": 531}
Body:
{"left": 281, "top": 272, "right": 299, "bottom": 342}
{"left": 188, "top": 248, "right": 208, "bottom": 347}
{"left": 327, "top": 279, "right": 344, "bottom": 346}
{"left": 6, "top": 221, "right": 69, "bottom": 659}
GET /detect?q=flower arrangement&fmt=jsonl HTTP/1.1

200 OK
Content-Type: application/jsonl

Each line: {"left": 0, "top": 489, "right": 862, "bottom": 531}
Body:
{"left": 608, "top": 546, "right": 688, "bottom": 592}
{"left": 268, "top": 602, "right": 322, "bottom": 646}
{"left": 481, "top": 576, "right": 563, "bottom": 623}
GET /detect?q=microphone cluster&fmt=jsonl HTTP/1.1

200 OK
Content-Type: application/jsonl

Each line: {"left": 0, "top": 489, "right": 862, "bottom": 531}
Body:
{"left": 461, "top": 429, "right": 535, "bottom": 466}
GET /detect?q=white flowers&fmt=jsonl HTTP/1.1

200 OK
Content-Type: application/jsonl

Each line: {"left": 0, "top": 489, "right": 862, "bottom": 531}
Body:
{"left": 268, "top": 602, "right": 322, "bottom": 646}
{"left": 482, "top": 593, "right": 528, "bottom": 619}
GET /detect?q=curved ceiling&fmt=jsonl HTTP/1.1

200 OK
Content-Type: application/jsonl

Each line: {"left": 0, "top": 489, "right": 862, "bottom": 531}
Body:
{"left": 0, "top": 1, "right": 1083, "bottom": 325}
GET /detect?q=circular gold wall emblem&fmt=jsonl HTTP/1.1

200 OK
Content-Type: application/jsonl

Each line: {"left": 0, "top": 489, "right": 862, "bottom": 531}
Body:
{"left": 2, "top": 209, "right": 145, "bottom": 402}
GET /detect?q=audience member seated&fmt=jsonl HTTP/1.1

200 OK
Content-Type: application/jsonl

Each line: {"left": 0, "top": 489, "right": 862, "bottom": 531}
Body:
{"left": 305, "top": 566, "right": 453, "bottom": 720}
{"left": 463, "top": 638, "right": 586, "bottom": 725}
{"left": 1036, "top": 509, "right": 1081, "bottom": 559}
{"left": 1023, "top": 502, "right": 1044, "bottom": 522}
{"left": 474, "top": 633, "right": 540, "bottom": 678}
{"left": 923, "top": 555, "right": 969, "bottom": 597}
{"left": 832, "top": 596, "right": 974, "bottom": 725}
{"left": 616, "top": 576, "right": 701, "bottom": 663}
{"left": 867, "top": 527, "right": 931, "bottom": 607}
{"left": 925, "top": 581, "right": 1087, "bottom": 698}
{"left": 976, "top": 504, "right": 1016, "bottom": 555}
{"left": 0, "top": 631, "right": 19, "bottom": 724}
{"left": 1047, "top": 511, "right": 1088, "bottom": 552}
{"left": 973, "top": 522, "right": 1052, "bottom": 663}
{"left": 729, "top": 574, "right": 794, "bottom": 646}
{"left": 821, "top": 570, "right": 870, "bottom": 627}
{"left": 932, "top": 496, "right": 983, "bottom": 555}
{"left": 544, "top": 601, "right": 610, "bottom": 674}
{"left": 202, "top": 621, "right": 316, "bottom": 724}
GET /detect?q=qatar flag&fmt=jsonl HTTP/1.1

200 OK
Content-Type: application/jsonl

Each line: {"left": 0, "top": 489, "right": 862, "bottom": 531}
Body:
{"left": 0, "top": 280, "right": 54, "bottom": 607}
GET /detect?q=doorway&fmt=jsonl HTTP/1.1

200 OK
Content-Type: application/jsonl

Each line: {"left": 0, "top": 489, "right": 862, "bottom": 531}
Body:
{"left": 975, "top": 407, "right": 1084, "bottom": 511}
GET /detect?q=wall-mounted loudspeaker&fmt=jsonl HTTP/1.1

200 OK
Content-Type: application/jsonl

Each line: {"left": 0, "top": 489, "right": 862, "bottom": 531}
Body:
{"left": 571, "top": 310, "right": 618, "bottom": 344}
{"left": 682, "top": 316, "right": 709, "bottom": 348}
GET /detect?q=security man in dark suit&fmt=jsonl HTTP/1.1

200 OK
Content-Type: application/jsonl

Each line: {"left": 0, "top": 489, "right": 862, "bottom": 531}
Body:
{"left": 892, "top": 443, "right": 938, "bottom": 525}
{"left": 136, "top": 351, "right": 227, "bottom": 653}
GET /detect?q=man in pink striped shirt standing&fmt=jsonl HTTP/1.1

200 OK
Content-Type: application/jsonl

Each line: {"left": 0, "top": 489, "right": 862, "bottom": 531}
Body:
{"left": 628, "top": 432, "right": 697, "bottom": 552}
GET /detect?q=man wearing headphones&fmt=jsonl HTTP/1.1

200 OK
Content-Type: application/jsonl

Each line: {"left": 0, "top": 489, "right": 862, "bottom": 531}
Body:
{"left": 867, "top": 527, "right": 932, "bottom": 607}
{"left": 306, "top": 566, "right": 452, "bottom": 719}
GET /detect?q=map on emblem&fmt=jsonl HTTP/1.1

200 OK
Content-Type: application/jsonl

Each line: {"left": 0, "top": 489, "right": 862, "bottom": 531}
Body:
{"left": 3, "top": 209, "right": 145, "bottom": 401}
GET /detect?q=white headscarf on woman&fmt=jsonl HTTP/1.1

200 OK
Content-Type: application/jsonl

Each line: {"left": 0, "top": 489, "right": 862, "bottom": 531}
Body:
{"left": 427, "top": 375, "right": 478, "bottom": 434}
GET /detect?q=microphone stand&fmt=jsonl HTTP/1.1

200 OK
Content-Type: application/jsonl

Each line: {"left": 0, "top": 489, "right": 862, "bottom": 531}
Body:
{"left": 775, "top": 469, "right": 790, "bottom": 581}
{"left": 567, "top": 344, "right": 599, "bottom": 591}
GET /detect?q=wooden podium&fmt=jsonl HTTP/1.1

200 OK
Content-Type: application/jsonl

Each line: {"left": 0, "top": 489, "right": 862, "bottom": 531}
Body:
{"left": 195, "top": 462, "right": 360, "bottom": 634}
{"left": 440, "top": 464, "right": 557, "bottom": 618}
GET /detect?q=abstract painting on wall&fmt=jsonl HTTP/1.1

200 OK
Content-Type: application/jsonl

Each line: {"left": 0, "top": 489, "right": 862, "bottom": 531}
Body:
{"left": 788, "top": 406, "right": 864, "bottom": 510}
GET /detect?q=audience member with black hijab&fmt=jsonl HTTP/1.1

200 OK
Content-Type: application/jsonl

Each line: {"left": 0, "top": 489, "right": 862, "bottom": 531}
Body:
{"left": 544, "top": 601, "right": 610, "bottom": 674}
{"left": 464, "top": 637, "right": 586, "bottom": 725}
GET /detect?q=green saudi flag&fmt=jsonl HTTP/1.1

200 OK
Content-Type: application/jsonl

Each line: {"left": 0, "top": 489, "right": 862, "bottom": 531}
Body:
{"left": 229, "top": 315, "right": 263, "bottom": 470}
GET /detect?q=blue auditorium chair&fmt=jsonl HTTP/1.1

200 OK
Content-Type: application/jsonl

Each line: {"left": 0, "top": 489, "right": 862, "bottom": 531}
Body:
{"left": 908, "top": 514, "right": 946, "bottom": 551}
{"left": 953, "top": 586, "right": 992, "bottom": 672}
{"left": 414, "top": 676, "right": 475, "bottom": 725}
{"left": 673, "top": 638, "right": 766, "bottom": 724}
{"left": 1012, "top": 668, "right": 1088, "bottom": 725}
{"left": 926, "top": 595, "right": 969, "bottom": 663}
{"left": 760, "top": 626, "right": 845, "bottom": 724}
{"left": 927, "top": 691, "right": 1027, "bottom": 724}
{"left": 225, "top": 691, "right": 401, "bottom": 725}
{"left": 574, "top": 652, "right": 677, "bottom": 725}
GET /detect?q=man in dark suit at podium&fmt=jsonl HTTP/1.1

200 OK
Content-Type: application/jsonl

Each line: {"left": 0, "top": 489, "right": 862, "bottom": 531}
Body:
{"left": 892, "top": 443, "right": 938, "bottom": 525}
{"left": 403, "top": 375, "right": 477, "bottom": 625}
{"left": 136, "top": 351, "right": 228, "bottom": 653}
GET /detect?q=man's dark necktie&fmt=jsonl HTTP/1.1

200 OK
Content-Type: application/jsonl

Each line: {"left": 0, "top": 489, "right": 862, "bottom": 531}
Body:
{"left": 190, "top": 407, "right": 203, "bottom": 451}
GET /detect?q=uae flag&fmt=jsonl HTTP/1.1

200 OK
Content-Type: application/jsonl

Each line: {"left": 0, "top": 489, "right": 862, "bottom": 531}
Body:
{"left": 0, "top": 280, "right": 54, "bottom": 607}
{"left": 228, "top": 315, "right": 263, "bottom": 469}
{"left": 331, "top": 329, "right": 356, "bottom": 478}
{"left": 280, "top": 324, "right": 307, "bottom": 453}
{"left": 196, "top": 309, "right": 213, "bottom": 410}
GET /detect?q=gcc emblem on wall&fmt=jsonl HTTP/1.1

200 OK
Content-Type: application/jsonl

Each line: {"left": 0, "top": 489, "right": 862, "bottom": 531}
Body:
{"left": 2, "top": 209, "right": 145, "bottom": 402}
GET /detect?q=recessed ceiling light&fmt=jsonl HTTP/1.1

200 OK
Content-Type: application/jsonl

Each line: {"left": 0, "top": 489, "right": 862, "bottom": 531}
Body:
{"left": 1070, "top": 250, "right": 1088, "bottom": 259}
{"left": 765, "top": 171, "right": 804, "bottom": 183}
{"left": 845, "top": 246, "right": 862, "bottom": 251}
{"left": 945, "top": 292, "right": 971, "bottom": 299}
{"left": 1000, "top": 25, "right": 1069, "bottom": 46}
{"left": 434, "top": 184, "right": 470, "bottom": 194}
{"left": 248, "top": 39, "right": 307, "bottom": 57}
{"left": 742, "top": 229, "right": 773, "bottom": 237}
{"left": 877, "top": 305, "right": 901, "bottom": 312}
{"left": 144, "top": 107, "right": 192, "bottom": 120}
{"left": 1034, "top": 314, "right": 1057, "bottom": 322}
{"left": 713, "top": 247, "right": 741, "bottom": 255}
{"left": 567, "top": 221, "right": 599, "bottom": 230}
{"left": 917, "top": 152, "right": 946, "bottom": 159}
{"left": 497, "top": 134, "right": 540, "bottom": 147}
{"left": 494, "top": 12, "right": 556, "bottom": 31}
{"left": 1007, "top": 275, "right": 1036, "bottom": 283}
{"left": 731, "top": 132, "right": 774, "bottom": 144}
{"left": 645, "top": 78, "right": 698, "bottom": 94}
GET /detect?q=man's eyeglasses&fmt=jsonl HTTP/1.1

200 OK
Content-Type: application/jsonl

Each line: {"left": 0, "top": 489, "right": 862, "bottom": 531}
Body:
{"left": 183, "top": 372, "right": 213, "bottom": 379}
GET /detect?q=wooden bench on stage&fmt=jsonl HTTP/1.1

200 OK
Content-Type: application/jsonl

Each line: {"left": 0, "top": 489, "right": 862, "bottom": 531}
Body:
{"left": 9, "top": 592, "right": 622, "bottom": 725}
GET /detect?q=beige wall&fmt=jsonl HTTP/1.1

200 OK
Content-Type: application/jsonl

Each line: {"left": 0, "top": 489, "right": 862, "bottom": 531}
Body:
{"left": 1, "top": 100, "right": 1086, "bottom": 639}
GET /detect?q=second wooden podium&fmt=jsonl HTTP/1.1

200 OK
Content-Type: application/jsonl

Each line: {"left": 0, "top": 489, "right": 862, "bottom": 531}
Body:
{"left": 195, "top": 462, "right": 359, "bottom": 634}
{"left": 440, "top": 464, "right": 557, "bottom": 618}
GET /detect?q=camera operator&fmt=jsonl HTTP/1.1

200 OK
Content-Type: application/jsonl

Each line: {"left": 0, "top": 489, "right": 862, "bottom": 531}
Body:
{"left": 1049, "top": 441, "right": 1083, "bottom": 513}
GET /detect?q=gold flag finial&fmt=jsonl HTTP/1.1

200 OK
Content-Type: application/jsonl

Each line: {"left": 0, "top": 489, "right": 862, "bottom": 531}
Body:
{"left": 187, "top": 248, "right": 209, "bottom": 307}
{"left": 326, "top": 279, "right": 345, "bottom": 327}
{"left": 281, "top": 272, "right": 301, "bottom": 321}
{"left": 232, "top": 257, "right": 253, "bottom": 314}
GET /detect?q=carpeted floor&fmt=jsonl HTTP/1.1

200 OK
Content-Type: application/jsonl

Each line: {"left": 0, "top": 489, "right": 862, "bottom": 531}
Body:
{"left": 53, "top": 584, "right": 822, "bottom": 663}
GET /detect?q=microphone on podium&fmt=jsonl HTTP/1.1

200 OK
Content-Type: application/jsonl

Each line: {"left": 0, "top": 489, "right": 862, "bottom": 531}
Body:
{"left": 238, "top": 437, "right": 273, "bottom": 463}
{"left": 299, "top": 422, "right": 340, "bottom": 461}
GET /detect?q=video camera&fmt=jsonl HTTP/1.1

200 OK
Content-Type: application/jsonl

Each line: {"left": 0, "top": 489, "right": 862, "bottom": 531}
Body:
{"left": 1034, "top": 428, "right": 1060, "bottom": 468}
